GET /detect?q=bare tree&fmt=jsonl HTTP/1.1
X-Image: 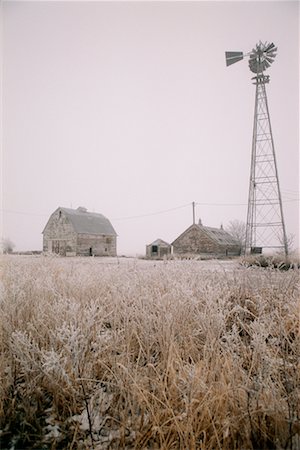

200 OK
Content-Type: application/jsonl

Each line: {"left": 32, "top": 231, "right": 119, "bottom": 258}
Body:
{"left": 225, "top": 220, "right": 246, "bottom": 247}
{"left": 2, "top": 237, "right": 15, "bottom": 254}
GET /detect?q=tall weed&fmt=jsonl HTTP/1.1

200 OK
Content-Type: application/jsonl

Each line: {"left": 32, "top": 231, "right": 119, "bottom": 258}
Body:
{"left": 0, "top": 256, "right": 299, "bottom": 449}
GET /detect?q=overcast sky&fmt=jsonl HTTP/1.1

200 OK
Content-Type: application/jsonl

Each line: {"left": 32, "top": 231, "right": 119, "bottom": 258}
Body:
{"left": 1, "top": 1, "right": 299, "bottom": 255}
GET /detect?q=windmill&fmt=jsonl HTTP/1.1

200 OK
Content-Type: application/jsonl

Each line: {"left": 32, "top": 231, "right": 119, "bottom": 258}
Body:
{"left": 225, "top": 41, "right": 288, "bottom": 256}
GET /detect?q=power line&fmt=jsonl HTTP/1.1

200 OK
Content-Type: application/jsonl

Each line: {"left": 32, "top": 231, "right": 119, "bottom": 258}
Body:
{"left": 112, "top": 203, "right": 191, "bottom": 221}
{"left": 0, "top": 196, "right": 298, "bottom": 221}
{"left": 282, "top": 189, "right": 299, "bottom": 194}
{"left": 197, "top": 199, "right": 299, "bottom": 206}
{"left": 0, "top": 209, "right": 49, "bottom": 216}
{"left": 196, "top": 201, "right": 246, "bottom": 206}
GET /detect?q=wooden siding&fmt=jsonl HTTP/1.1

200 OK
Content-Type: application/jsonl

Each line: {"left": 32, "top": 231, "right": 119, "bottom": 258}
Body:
{"left": 77, "top": 234, "right": 116, "bottom": 257}
{"left": 43, "top": 210, "right": 77, "bottom": 254}
{"left": 172, "top": 225, "right": 240, "bottom": 257}
{"left": 146, "top": 243, "right": 172, "bottom": 259}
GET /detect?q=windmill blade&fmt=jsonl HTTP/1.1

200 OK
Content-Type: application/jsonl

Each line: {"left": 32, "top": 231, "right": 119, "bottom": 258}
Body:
{"left": 225, "top": 51, "right": 244, "bottom": 66}
{"left": 265, "top": 42, "right": 275, "bottom": 52}
{"left": 249, "top": 59, "right": 261, "bottom": 74}
{"left": 249, "top": 63, "right": 258, "bottom": 72}
{"left": 265, "top": 56, "right": 274, "bottom": 64}
{"left": 249, "top": 56, "right": 258, "bottom": 66}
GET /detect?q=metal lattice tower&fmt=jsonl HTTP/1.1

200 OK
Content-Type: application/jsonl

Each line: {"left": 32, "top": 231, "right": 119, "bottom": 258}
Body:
{"left": 225, "top": 42, "right": 288, "bottom": 256}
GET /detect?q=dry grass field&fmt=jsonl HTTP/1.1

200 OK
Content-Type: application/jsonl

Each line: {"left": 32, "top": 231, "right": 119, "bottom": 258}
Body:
{"left": 0, "top": 255, "right": 299, "bottom": 449}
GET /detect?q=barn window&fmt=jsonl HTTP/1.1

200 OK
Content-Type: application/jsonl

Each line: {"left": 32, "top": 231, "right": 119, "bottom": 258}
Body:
{"left": 152, "top": 245, "right": 158, "bottom": 254}
{"left": 105, "top": 248, "right": 108, "bottom": 252}
{"left": 59, "top": 211, "right": 62, "bottom": 219}
{"left": 89, "top": 247, "right": 93, "bottom": 256}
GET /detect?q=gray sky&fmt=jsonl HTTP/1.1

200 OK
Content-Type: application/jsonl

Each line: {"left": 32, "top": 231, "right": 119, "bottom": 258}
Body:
{"left": 1, "top": 1, "right": 299, "bottom": 255}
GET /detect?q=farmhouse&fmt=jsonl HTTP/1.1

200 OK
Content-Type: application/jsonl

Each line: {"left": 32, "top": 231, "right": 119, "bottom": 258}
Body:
{"left": 146, "top": 239, "right": 172, "bottom": 259}
{"left": 42, "top": 207, "right": 117, "bottom": 256}
{"left": 172, "top": 220, "right": 241, "bottom": 257}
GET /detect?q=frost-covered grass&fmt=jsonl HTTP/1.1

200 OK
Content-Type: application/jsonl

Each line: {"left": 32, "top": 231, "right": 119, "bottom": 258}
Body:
{"left": 240, "top": 254, "right": 300, "bottom": 270}
{"left": 0, "top": 256, "right": 299, "bottom": 449}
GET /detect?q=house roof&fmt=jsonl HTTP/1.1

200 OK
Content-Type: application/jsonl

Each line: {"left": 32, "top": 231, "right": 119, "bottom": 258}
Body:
{"left": 148, "top": 238, "right": 171, "bottom": 247}
{"left": 202, "top": 226, "right": 239, "bottom": 246}
{"left": 172, "top": 223, "right": 239, "bottom": 247}
{"left": 43, "top": 207, "right": 117, "bottom": 236}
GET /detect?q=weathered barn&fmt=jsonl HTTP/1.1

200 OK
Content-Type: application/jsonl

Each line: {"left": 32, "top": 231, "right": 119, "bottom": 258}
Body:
{"left": 42, "top": 207, "right": 117, "bottom": 256}
{"left": 172, "top": 221, "right": 241, "bottom": 257}
{"left": 146, "top": 239, "right": 172, "bottom": 259}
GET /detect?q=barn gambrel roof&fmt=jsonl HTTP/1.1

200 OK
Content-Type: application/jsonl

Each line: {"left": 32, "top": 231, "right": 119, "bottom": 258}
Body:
{"left": 43, "top": 207, "right": 117, "bottom": 236}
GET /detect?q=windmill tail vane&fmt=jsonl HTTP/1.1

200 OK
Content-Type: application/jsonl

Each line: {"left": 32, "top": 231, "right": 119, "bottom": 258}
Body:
{"left": 225, "top": 41, "right": 289, "bottom": 257}
{"left": 225, "top": 51, "right": 244, "bottom": 66}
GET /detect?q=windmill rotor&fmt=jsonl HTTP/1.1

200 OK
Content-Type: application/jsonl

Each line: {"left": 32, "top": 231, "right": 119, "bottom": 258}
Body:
{"left": 225, "top": 41, "right": 277, "bottom": 74}
{"left": 248, "top": 41, "right": 277, "bottom": 74}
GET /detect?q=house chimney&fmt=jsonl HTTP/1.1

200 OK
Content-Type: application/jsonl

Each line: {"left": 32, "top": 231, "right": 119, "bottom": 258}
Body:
{"left": 77, "top": 206, "right": 87, "bottom": 213}
{"left": 220, "top": 224, "right": 223, "bottom": 230}
{"left": 198, "top": 218, "right": 203, "bottom": 226}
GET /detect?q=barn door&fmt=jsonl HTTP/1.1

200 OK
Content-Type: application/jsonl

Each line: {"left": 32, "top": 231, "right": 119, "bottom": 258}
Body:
{"left": 59, "top": 241, "right": 66, "bottom": 256}
{"left": 151, "top": 245, "right": 158, "bottom": 256}
{"left": 52, "top": 240, "right": 66, "bottom": 256}
{"left": 52, "top": 240, "right": 60, "bottom": 254}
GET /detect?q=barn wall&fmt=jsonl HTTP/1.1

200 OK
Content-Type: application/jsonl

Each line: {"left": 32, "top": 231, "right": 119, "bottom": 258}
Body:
{"left": 146, "top": 244, "right": 172, "bottom": 259}
{"left": 226, "top": 246, "right": 241, "bottom": 256}
{"left": 173, "top": 226, "right": 220, "bottom": 255}
{"left": 172, "top": 225, "right": 240, "bottom": 256}
{"left": 43, "top": 210, "right": 77, "bottom": 255}
{"left": 77, "top": 234, "right": 117, "bottom": 256}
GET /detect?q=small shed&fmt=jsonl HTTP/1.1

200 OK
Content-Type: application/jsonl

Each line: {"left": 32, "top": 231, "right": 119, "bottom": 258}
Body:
{"left": 172, "top": 221, "right": 241, "bottom": 257}
{"left": 146, "top": 239, "right": 172, "bottom": 259}
{"left": 42, "top": 206, "right": 117, "bottom": 256}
